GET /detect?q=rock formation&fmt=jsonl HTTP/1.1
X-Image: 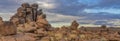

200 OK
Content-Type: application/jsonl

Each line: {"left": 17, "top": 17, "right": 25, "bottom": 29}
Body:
{"left": 0, "top": 3, "right": 120, "bottom": 41}
{"left": 10, "top": 3, "right": 44, "bottom": 24}
{"left": 70, "top": 20, "right": 79, "bottom": 30}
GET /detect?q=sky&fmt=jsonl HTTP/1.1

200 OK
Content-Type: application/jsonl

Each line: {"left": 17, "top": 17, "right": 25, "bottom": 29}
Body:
{"left": 0, "top": 0, "right": 120, "bottom": 27}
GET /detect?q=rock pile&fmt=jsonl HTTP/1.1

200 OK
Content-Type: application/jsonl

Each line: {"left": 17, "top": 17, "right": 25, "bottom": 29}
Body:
{"left": 10, "top": 3, "right": 51, "bottom": 33}
{"left": 10, "top": 3, "right": 43, "bottom": 24}
{"left": 0, "top": 3, "right": 51, "bottom": 41}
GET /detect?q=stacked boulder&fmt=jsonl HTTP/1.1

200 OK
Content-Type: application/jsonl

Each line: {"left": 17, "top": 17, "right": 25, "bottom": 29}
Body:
{"left": 10, "top": 3, "right": 43, "bottom": 24}
{"left": 0, "top": 3, "right": 51, "bottom": 41}
{"left": 10, "top": 3, "right": 51, "bottom": 33}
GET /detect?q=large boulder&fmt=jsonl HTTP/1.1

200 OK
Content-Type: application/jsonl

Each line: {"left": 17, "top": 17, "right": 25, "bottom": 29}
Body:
{"left": 31, "top": 3, "right": 38, "bottom": 9}
{"left": 36, "top": 14, "right": 51, "bottom": 28}
{"left": 0, "top": 21, "right": 17, "bottom": 36}
{"left": 38, "top": 37, "right": 51, "bottom": 41}
{"left": 17, "top": 22, "right": 38, "bottom": 33}
{"left": 15, "top": 33, "right": 37, "bottom": 41}
{"left": 0, "top": 36, "right": 16, "bottom": 41}
{"left": 34, "top": 28, "right": 47, "bottom": 36}
{"left": 21, "top": 3, "right": 30, "bottom": 8}
{"left": 10, "top": 17, "right": 19, "bottom": 25}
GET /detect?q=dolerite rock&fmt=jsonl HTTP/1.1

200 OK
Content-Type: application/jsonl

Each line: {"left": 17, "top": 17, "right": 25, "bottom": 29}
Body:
{"left": 0, "top": 36, "right": 16, "bottom": 41}
{"left": 15, "top": 33, "right": 37, "bottom": 41}
{"left": 0, "top": 21, "right": 16, "bottom": 36}
{"left": 10, "top": 16, "right": 19, "bottom": 25}
{"left": 21, "top": 3, "right": 30, "bottom": 8}
{"left": 17, "top": 22, "right": 38, "bottom": 32}
{"left": 37, "top": 9, "right": 43, "bottom": 16}
{"left": 70, "top": 20, "right": 79, "bottom": 30}
{"left": 38, "top": 37, "right": 51, "bottom": 41}
{"left": 0, "top": 33, "right": 37, "bottom": 41}
{"left": 34, "top": 28, "right": 47, "bottom": 36}
{"left": 31, "top": 3, "right": 39, "bottom": 22}
{"left": 10, "top": 3, "right": 45, "bottom": 24}
{"left": 36, "top": 14, "right": 51, "bottom": 28}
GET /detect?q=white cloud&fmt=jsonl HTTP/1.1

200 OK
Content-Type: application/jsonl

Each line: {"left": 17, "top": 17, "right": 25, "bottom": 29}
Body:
{"left": 107, "top": 19, "right": 120, "bottom": 26}
{"left": 84, "top": 8, "right": 120, "bottom": 14}
{"left": 37, "top": 1, "right": 56, "bottom": 9}
{"left": 14, "top": 0, "right": 56, "bottom": 9}
{"left": 0, "top": 13, "right": 14, "bottom": 21}
{"left": 45, "top": 12, "right": 84, "bottom": 22}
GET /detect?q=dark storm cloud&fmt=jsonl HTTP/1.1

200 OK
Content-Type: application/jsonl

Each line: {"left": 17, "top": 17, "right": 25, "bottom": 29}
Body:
{"left": 0, "top": 0, "right": 19, "bottom": 13}
{"left": 99, "top": 0, "right": 120, "bottom": 7}
{"left": 87, "top": 0, "right": 120, "bottom": 8}
{"left": 46, "top": 0, "right": 87, "bottom": 16}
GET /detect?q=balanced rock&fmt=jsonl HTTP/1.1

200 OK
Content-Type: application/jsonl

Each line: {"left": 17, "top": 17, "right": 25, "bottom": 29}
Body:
{"left": 36, "top": 14, "right": 50, "bottom": 28}
{"left": 70, "top": 20, "right": 79, "bottom": 30}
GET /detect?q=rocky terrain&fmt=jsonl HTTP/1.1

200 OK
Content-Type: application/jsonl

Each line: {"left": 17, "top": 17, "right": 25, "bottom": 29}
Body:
{"left": 0, "top": 3, "right": 120, "bottom": 41}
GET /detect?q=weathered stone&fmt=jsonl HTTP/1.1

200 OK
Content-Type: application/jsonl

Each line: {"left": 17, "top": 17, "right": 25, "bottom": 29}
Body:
{"left": 10, "top": 17, "right": 19, "bottom": 25}
{"left": 21, "top": 3, "right": 30, "bottom": 8}
{"left": 70, "top": 20, "right": 79, "bottom": 30}
{"left": 0, "top": 21, "right": 16, "bottom": 36}
{"left": 31, "top": 3, "right": 38, "bottom": 9}
{"left": 36, "top": 14, "right": 49, "bottom": 28}
{"left": 0, "top": 36, "right": 16, "bottom": 41}
{"left": 35, "top": 28, "right": 47, "bottom": 36}
{"left": 39, "top": 37, "right": 51, "bottom": 41}
{"left": 17, "top": 22, "right": 38, "bottom": 32}
{"left": 15, "top": 33, "right": 37, "bottom": 41}
{"left": 31, "top": 3, "right": 39, "bottom": 22}
{"left": 17, "top": 7, "right": 26, "bottom": 13}
{"left": 37, "top": 9, "right": 43, "bottom": 16}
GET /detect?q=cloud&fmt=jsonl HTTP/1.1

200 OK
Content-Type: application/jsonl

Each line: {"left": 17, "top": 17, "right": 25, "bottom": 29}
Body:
{"left": 0, "top": 12, "right": 14, "bottom": 21}
{"left": 37, "top": 1, "right": 56, "bottom": 9}
{"left": 84, "top": 8, "right": 120, "bottom": 14}
{"left": 45, "top": 12, "right": 84, "bottom": 23}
